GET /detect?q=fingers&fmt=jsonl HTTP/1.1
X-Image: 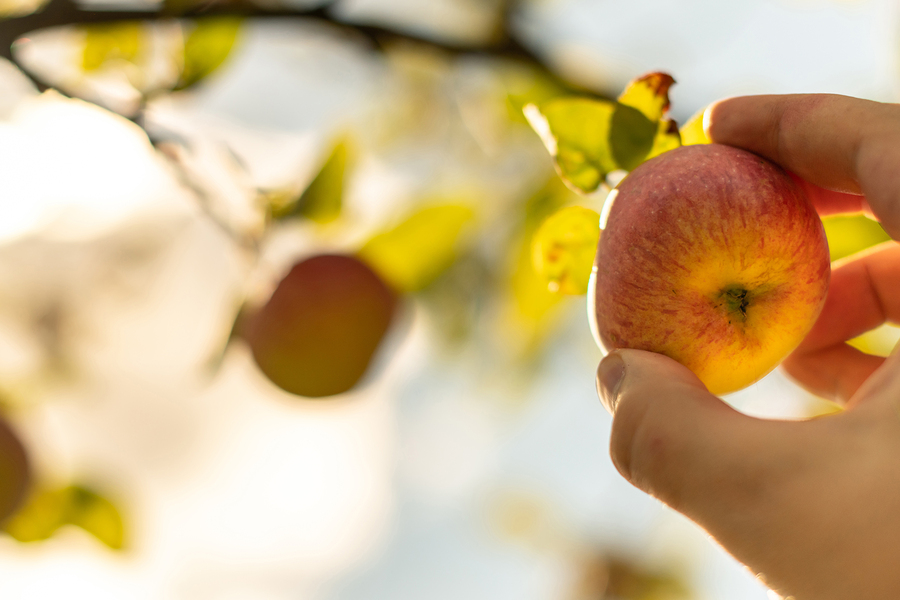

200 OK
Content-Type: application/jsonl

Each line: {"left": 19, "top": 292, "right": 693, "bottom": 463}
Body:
{"left": 791, "top": 174, "right": 873, "bottom": 219}
{"left": 846, "top": 346, "right": 900, "bottom": 406}
{"left": 782, "top": 345, "right": 884, "bottom": 403}
{"left": 783, "top": 241, "right": 900, "bottom": 402}
{"left": 705, "top": 94, "right": 900, "bottom": 237}
{"left": 597, "top": 350, "right": 800, "bottom": 521}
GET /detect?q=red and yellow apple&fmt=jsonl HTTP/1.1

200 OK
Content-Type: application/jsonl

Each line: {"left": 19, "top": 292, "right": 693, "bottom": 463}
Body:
{"left": 245, "top": 254, "right": 398, "bottom": 398}
{"left": 0, "top": 416, "right": 30, "bottom": 525}
{"left": 589, "top": 144, "right": 830, "bottom": 395}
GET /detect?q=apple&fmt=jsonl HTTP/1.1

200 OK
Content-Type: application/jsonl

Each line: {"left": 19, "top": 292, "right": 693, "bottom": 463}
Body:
{"left": 0, "top": 416, "right": 30, "bottom": 525}
{"left": 245, "top": 254, "right": 398, "bottom": 398}
{"left": 589, "top": 144, "right": 830, "bottom": 395}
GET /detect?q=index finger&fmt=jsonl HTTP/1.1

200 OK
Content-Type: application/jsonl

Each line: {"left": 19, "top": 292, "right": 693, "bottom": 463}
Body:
{"left": 706, "top": 94, "right": 900, "bottom": 237}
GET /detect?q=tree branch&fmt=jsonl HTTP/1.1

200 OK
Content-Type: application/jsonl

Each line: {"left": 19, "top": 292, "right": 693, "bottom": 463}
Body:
{"left": 0, "top": 0, "right": 588, "bottom": 97}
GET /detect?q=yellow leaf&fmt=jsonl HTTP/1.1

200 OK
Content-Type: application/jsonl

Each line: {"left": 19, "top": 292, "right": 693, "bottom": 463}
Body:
{"left": 4, "top": 487, "right": 68, "bottom": 543}
{"left": 67, "top": 486, "right": 125, "bottom": 550}
{"left": 359, "top": 204, "right": 475, "bottom": 293}
{"left": 680, "top": 106, "right": 711, "bottom": 145}
{"left": 4, "top": 484, "right": 125, "bottom": 550}
{"left": 176, "top": 17, "right": 241, "bottom": 90}
{"left": 822, "top": 214, "right": 891, "bottom": 261}
{"left": 616, "top": 72, "right": 675, "bottom": 123}
{"left": 531, "top": 206, "right": 601, "bottom": 295}
{"left": 297, "top": 141, "right": 350, "bottom": 223}
{"left": 645, "top": 117, "right": 682, "bottom": 161}
{"left": 82, "top": 22, "right": 143, "bottom": 72}
{"left": 511, "top": 231, "right": 563, "bottom": 322}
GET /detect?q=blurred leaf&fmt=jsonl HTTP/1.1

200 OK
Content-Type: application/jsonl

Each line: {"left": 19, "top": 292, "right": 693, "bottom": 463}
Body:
{"left": 510, "top": 232, "right": 563, "bottom": 322}
{"left": 503, "top": 65, "right": 567, "bottom": 125}
{"left": 418, "top": 251, "right": 493, "bottom": 349}
{"left": 822, "top": 215, "right": 891, "bottom": 261}
{"left": 82, "top": 22, "right": 142, "bottom": 72}
{"left": 271, "top": 141, "right": 350, "bottom": 223}
{"left": 523, "top": 175, "right": 582, "bottom": 228}
{"left": 531, "top": 206, "right": 600, "bottom": 295}
{"left": 616, "top": 72, "right": 675, "bottom": 123}
{"left": 502, "top": 179, "right": 575, "bottom": 345}
{"left": 680, "top": 107, "right": 711, "bottom": 145}
{"left": 604, "top": 558, "right": 693, "bottom": 600}
{"left": 175, "top": 17, "right": 241, "bottom": 91}
{"left": 5, "top": 485, "right": 125, "bottom": 550}
{"left": 359, "top": 204, "right": 475, "bottom": 293}
{"left": 4, "top": 487, "right": 66, "bottom": 543}
{"left": 67, "top": 486, "right": 125, "bottom": 549}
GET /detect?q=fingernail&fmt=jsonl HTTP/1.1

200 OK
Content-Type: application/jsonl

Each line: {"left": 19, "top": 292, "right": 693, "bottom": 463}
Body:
{"left": 597, "top": 352, "right": 626, "bottom": 415}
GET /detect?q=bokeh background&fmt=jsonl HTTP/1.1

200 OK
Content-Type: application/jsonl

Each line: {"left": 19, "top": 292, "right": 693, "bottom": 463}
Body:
{"left": 0, "top": 0, "right": 898, "bottom": 598}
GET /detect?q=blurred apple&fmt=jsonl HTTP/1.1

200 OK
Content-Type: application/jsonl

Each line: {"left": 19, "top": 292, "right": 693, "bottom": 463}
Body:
{"left": 245, "top": 254, "right": 398, "bottom": 398}
{"left": 0, "top": 417, "right": 30, "bottom": 525}
{"left": 590, "top": 144, "right": 830, "bottom": 395}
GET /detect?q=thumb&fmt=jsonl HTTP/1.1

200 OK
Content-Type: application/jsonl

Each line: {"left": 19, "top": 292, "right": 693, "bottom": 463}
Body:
{"left": 597, "top": 349, "right": 799, "bottom": 522}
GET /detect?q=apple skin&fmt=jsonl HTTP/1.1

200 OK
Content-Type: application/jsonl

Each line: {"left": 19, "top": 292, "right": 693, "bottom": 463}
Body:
{"left": 245, "top": 254, "right": 398, "bottom": 398}
{"left": 0, "top": 416, "right": 30, "bottom": 525}
{"left": 589, "top": 144, "right": 830, "bottom": 395}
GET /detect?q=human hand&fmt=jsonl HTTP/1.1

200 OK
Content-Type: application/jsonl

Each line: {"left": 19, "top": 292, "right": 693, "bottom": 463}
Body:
{"left": 597, "top": 94, "right": 900, "bottom": 600}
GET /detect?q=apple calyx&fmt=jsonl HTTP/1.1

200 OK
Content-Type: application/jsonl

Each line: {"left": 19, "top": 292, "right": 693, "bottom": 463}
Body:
{"left": 719, "top": 286, "right": 751, "bottom": 321}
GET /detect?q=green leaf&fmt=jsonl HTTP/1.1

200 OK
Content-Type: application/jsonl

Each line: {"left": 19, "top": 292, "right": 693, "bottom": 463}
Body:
{"left": 82, "top": 22, "right": 143, "bottom": 72}
{"left": 358, "top": 204, "right": 475, "bottom": 293}
{"left": 524, "top": 98, "right": 656, "bottom": 193}
{"left": 616, "top": 72, "right": 675, "bottom": 123}
{"left": 525, "top": 72, "right": 683, "bottom": 193}
{"left": 176, "top": 17, "right": 241, "bottom": 91}
{"left": 609, "top": 102, "right": 659, "bottom": 171}
{"left": 4, "top": 485, "right": 125, "bottom": 550}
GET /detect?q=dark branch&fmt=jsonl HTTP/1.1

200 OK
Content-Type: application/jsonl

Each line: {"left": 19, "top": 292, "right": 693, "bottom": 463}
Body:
{"left": 0, "top": 0, "right": 588, "bottom": 97}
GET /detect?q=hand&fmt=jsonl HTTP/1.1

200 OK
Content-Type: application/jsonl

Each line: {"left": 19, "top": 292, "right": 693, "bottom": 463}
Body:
{"left": 597, "top": 94, "right": 900, "bottom": 600}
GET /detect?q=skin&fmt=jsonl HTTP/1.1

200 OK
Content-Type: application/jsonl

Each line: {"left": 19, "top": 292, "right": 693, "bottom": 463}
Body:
{"left": 592, "top": 144, "right": 830, "bottom": 394}
{"left": 597, "top": 94, "right": 900, "bottom": 600}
